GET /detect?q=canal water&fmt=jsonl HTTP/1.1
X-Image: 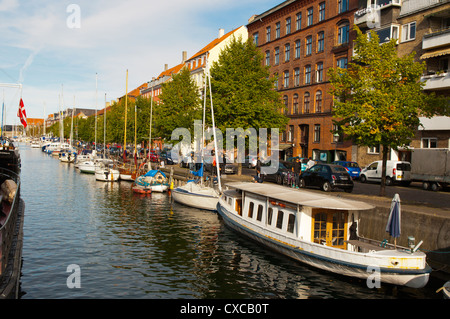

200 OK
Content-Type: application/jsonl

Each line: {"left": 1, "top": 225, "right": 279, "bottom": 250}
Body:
{"left": 18, "top": 143, "right": 443, "bottom": 299}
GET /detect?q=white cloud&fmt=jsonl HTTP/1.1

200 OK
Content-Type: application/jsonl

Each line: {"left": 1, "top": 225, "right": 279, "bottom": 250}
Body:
{"left": 0, "top": 0, "right": 280, "bottom": 120}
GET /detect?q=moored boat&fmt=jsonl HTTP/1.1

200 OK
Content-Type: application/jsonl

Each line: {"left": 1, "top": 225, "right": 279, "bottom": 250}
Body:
{"left": 134, "top": 169, "right": 169, "bottom": 192}
{"left": 217, "top": 182, "right": 431, "bottom": 288}
{"left": 172, "top": 180, "right": 219, "bottom": 211}
{"left": 95, "top": 162, "right": 120, "bottom": 182}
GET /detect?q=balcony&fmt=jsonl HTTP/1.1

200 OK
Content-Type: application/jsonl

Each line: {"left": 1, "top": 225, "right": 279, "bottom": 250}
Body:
{"left": 421, "top": 72, "right": 450, "bottom": 91}
{"left": 354, "top": 0, "right": 401, "bottom": 27}
{"left": 423, "top": 28, "right": 450, "bottom": 50}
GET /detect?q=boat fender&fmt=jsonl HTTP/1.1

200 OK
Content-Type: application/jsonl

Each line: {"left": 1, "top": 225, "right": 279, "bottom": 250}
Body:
{"left": 380, "top": 239, "right": 388, "bottom": 248}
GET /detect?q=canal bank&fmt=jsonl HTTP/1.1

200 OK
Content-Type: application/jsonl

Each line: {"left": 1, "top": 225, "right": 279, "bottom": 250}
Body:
{"left": 161, "top": 165, "right": 450, "bottom": 281}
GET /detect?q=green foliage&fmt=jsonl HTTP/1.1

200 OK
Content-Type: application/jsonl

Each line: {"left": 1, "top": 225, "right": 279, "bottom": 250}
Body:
{"left": 155, "top": 67, "right": 202, "bottom": 140}
{"left": 209, "top": 36, "right": 288, "bottom": 133}
{"left": 329, "top": 26, "right": 448, "bottom": 151}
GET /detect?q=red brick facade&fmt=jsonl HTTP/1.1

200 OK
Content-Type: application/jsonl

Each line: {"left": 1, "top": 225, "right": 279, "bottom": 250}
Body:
{"left": 247, "top": 0, "right": 357, "bottom": 162}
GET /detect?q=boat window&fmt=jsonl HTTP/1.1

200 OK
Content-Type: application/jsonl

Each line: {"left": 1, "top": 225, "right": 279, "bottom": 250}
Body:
{"left": 257, "top": 205, "right": 263, "bottom": 221}
{"left": 313, "top": 212, "right": 327, "bottom": 244}
{"left": 332, "top": 212, "right": 346, "bottom": 247}
{"left": 268, "top": 207, "right": 273, "bottom": 225}
{"left": 228, "top": 197, "right": 232, "bottom": 206}
{"left": 248, "top": 202, "right": 254, "bottom": 218}
{"left": 287, "top": 214, "right": 295, "bottom": 233}
{"left": 236, "top": 199, "right": 242, "bottom": 216}
{"left": 276, "top": 211, "right": 284, "bottom": 229}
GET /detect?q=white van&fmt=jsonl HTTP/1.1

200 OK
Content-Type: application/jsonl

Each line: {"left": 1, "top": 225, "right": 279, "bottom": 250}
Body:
{"left": 360, "top": 160, "right": 411, "bottom": 186}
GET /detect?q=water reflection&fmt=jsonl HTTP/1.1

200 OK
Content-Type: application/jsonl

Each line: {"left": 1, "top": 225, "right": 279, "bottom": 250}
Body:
{"left": 19, "top": 144, "right": 442, "bottom": 299}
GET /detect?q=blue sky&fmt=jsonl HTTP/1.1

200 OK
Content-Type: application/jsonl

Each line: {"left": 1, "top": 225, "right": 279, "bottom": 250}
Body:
{"left": 0, "top": 0, "right": 282, "bottom": 123}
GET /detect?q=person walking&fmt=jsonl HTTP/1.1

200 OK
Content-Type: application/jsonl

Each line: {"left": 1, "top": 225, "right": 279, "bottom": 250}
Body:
{"left": 294, "top": 158, "right": 301, "bottom": 188}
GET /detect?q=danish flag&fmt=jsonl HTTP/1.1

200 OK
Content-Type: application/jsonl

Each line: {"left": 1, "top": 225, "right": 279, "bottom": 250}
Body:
{"left": 17, "top": 98, "right": 27, "bottom": 128}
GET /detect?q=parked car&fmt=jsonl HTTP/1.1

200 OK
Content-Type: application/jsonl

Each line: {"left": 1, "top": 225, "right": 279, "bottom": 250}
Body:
{"left": 159, "top": 151, "right": 175, "bottom": 165}
{"left": 262, "top": 161, "right": 294, "bottom": 185}
{"left": 203, "top": 154, "right": 237, "bottom": 174}
{"left": 299, "top": 164, "right": 354, "bottom": 192}
{"left": 359, "top": 160, "right": 411, "bottom": 186}
{"left": 332, "top": 161, "right": 361, "bottom": 179}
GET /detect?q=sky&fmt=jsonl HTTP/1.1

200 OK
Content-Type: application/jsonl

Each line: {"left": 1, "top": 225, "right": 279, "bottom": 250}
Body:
{"left": 0, "top": 0, "right": 282, "bottom": 124}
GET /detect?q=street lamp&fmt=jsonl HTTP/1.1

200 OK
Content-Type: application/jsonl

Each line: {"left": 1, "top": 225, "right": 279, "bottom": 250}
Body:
{"left": 333, "top": 132, "right": 340, "bottom": 161}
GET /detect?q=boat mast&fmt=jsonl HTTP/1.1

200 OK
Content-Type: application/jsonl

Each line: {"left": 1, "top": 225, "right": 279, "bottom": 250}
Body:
{"left": 206, "top": 59, "right": 221, "bottom": 192}
{"left": 95, "top": 73, "right": 98, "bottom": 156}
{"left": 124, "top": 70, "right": 128, "bottom": 159}
{"left": 104, "top": 93, "right": 106, "bottom": 158}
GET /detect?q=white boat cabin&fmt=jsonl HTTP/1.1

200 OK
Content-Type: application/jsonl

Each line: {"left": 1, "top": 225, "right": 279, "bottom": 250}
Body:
{"left": 221, "top": 183, "right": 373, "bottom": 251}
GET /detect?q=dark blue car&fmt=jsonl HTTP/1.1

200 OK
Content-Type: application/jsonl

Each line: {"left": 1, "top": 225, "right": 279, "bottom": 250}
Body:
{"left": 332, "top": 161, "right": 361, "bottom": 179}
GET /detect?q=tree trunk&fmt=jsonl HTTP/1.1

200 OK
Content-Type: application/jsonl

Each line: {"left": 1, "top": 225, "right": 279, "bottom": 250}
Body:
{"left": 379, "top": 145, "right": 389, "bottom": 197}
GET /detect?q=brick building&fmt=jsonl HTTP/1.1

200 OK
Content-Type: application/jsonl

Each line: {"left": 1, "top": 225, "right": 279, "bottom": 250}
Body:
{"left": 247, "top": 0, "right": 357, "bottom": 163}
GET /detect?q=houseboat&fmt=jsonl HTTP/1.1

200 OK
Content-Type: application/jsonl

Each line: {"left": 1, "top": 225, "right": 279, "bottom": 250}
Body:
{"left": 217, "top": 182, "right": 431, "bottom": 288}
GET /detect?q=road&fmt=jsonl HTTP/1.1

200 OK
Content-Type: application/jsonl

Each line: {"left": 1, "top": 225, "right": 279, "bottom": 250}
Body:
{"left": 237, "top": 166, "right": 450, "bottom": 210}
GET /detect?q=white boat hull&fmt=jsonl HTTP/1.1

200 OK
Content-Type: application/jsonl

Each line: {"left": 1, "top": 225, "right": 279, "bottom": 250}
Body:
{"left": 95, "top": 169, "right": 120, "bottom": 182}
{"left": 217, "top": 192, "right": 431, "bottom": 289}
{"left": 172, "top": 187, "right": 218, "bottom": 211}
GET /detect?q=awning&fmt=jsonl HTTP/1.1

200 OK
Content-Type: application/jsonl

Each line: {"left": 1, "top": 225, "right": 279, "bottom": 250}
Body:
{"left": 276, "top": 143, "right": 293, "bottom": 151}
{"left": 420, "top": 47, "right": 450, "bottom": 59}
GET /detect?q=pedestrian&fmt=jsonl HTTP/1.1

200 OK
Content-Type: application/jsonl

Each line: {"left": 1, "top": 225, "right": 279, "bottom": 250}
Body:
{"left": 254, "top": 159, "right": 262, "bottom": 183}
{"left": 294, "top": 158, "right": 301, "bottom": 188}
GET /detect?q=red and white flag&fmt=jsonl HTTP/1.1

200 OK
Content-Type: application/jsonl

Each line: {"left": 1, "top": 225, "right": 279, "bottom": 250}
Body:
{"left": 17, "top": 98, "right": 27, "bottom": 128}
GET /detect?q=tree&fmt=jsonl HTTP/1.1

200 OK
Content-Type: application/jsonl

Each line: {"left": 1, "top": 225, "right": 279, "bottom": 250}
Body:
{"left": 155, "top": 67, "right": 202, "bottom": 141}
{"left": 329, "top": 26, "right": 448, "bottom": 196}
{"left": 209, "top": 36, "right": 289, "bottom": 174}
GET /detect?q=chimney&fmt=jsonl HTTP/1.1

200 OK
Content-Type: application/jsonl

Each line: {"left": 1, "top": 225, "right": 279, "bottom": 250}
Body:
{"left": 182, "top": 51, "right": 187, "bottom": 63}
{"left": 164, "top": 64, "right": 168, "bottom": 71}
{"left": 218, "top": 28, "right": 224, "bottom": 38}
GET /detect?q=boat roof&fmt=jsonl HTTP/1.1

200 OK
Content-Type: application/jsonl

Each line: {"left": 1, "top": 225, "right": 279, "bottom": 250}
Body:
{"left": 225, "top": 182, "right": 374, "bottom": 211}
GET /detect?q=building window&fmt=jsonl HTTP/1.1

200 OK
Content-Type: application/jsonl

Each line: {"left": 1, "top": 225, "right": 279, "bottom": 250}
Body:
{"left": 338, "top": 23, "right": 349, "bottom": 44}
{"left": 314, "top": 124, "right": 321, "bottom": 142}
{"left": 284, "top": 70, "right": 290, "bottom": 88}
{"left": 293, "top": 93, "right": 299, "bottom": 113}
{"left": 338, "top": 0, "right": 348, "bottom": 13}
{"left": 315, "top": 90, "right": 322, "bottom": 113}
{"left": 316, "top": 62, "right": 323, "bottom": 82}
{"left": 306, "top": 36, "right": 312, "bottom": 55}
{"left": 294, "top": 68, "right": 300, "bottom": 86}
{"left": 288, "top": 125, "right": 294, "bottom": 141}
{"left": 375, "top": 25, "right": 400, "bottom": 44}
{"left": 401, "top": 22, "right": 416, "bottom": 42}
{"left": 286, "top": 17, "right": 291, "bottom": 35}
{"left": 319, "top": 2, "right": 325, "bottom": 22}
{"left": 276, "top": 22, "right": 281, "bottom": 39}
{"left": 304, "top": 92, "right": 311, "bottom": 113}
{"left": 295, "top": 40, "right": 301, "bottom": 59}
{"left": 285, "top": 43, "right": 291, "bottom": 62}
{"left": 266, "top": 26, "right": 271, "bottom": 42}
{"left": 337, "top": 57, "right": 348, "bottom": 69}
{"left": 307, "top": 7, "right": 313, "bottom": 26}
{"left": 274, "top": 73, "right": 279, "bottom": 90}
{"left": 317, "top": 31, "right": 324, "bottom": 52}
{"left": 253, "top": 32, "right": 259, "bottom": 45}
{"left": 283, "top": 95, "right": 288, "bottom": 114}
{"left": 296, "top": 12, "right": 302, "bottom": 30}
{"left": 368, "top": 145, "right": 380, "bottom": 154}
{"left": 265, "top": 51, "right": 270, "bottom": 66}
{"left": 422, "top": 138, "right": 437, "bottom": 148}
{"left": 305, "top": 65, "right": 311, "bottom": 84}
{"left": 274, "top": 47, "right": 280, "bottom": 65}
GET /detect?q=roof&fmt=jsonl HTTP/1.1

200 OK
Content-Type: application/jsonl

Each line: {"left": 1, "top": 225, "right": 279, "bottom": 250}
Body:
{"left": 187, "top": 26, "right": 244, "bottom": 62}
{"left": 157, "top": 63, "right": 185, "bottom": 79}
{"left": 225, "top": 182, "right": 374, "bottom": 211}
{"left": 419, "top": 116, "right": 450, "bottom": 130}
{"left": 247, "top": 0, "right": 295, "bottom": 26}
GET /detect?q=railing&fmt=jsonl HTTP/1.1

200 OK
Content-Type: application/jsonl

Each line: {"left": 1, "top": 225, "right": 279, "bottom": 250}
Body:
{"left": 0, "top": 167, "right": 21, "bottom": 276}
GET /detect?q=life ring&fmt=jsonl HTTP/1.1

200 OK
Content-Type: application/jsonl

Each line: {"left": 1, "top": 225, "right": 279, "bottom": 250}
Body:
{"left": 156, "top": 174, "right": 164, "bottom": 184}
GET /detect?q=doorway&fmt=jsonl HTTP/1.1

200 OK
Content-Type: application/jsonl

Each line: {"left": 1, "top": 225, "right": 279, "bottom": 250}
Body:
{"left": 312, "top": 209, "right": 348, "bottom": 249}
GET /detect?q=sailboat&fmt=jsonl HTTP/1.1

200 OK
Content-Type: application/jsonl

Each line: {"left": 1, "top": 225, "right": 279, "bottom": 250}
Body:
{"left": 171, "top": 59, "right": 221, "bottom": 211}
{"left": 95, "top": 93, "right": 120, "bottom": 182}
{"left": 117, "top": 70, "right": 138, "bottom": 181}
{"left": 59, "top": 97, "right": 77, "bottom": 163}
